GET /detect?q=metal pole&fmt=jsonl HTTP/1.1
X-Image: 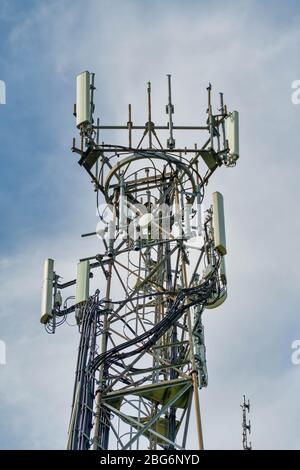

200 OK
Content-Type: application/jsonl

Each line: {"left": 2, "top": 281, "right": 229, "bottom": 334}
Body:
{"left": 92, "top": 193, "right": 117, "bottom": 449}
{"left": 182, "top": 260, "right": 204, "bottom": 450}
{"left": 92, "top": 261, "right": 112, "bottom": 449}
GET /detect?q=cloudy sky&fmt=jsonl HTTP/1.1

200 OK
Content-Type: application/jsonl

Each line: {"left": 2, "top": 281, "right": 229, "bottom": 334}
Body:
{"left": 0, "top": 0, "right": 300, "bottom": 450}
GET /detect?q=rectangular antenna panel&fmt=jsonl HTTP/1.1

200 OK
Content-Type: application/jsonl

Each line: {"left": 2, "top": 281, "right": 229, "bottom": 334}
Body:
{"left": 75, "top": 260, "right": 90, "bottom": 304}
{"left": 212, "top": 191, "right": 227, "bottom": 255}
{"left": 76, "top": 71, "right": 91, "bottom": 128}
{"left": 40, "top": 258, "right": 54, "bottom": 324}
{"left": 226, "top": 111, "right": 239, "bottom": 159}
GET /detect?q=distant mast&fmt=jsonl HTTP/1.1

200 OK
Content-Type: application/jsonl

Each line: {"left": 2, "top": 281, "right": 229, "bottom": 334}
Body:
{"left": 241, "top": 395, "right": 252, "bottom": 450}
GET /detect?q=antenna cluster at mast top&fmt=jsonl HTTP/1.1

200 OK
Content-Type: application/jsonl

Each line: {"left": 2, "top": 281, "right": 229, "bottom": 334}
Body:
{"left": 72, "top": 71, "right": 239, "bottom": 177}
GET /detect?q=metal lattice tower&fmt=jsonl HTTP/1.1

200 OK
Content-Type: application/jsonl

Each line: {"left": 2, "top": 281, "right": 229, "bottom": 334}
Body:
{"left": 40, "top": 72, "right": 239, "bottom": 450}
{"left": 241, "top": 395, "right": 252, "bottom": 450}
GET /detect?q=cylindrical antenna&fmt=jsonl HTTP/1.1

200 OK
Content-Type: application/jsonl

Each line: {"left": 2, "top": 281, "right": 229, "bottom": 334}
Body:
{"left": 95, "top": 117, "right": 100, "bottom": 185}
{"left": 196, "top": 188, "right": 202, "bottom": 236}
{"left": 166, "top": 74, "right": 175, "bottom": 149}
{"left": 219, "top": 92, "right": 226, "bottom": 152}
{"left": 184, "top": 203, "right": 192, "bottom": 239}
{"left": 133, "top": 218, "right": 140, "bottom": 251}
{"left": 128, "top": 104, "right": 133, "bottom": 148}
{"left": 90, "top": 72, "right": 95, "bottom": 124}
{"left": 207, "top": 83, "right": 214, "bottom": 151}
{"left": 107, "top": 192, "right": 117, "bottom": 257}
{"left": 119, "top": 172, "right": 127, "bottom": 235}
{"left": 147, "top": 81, "right": 152, "bottom": 148}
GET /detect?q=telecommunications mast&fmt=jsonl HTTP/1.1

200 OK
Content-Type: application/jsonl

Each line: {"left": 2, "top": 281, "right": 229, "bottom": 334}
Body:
{"left": 40, "top": 71, "right": 239, "bottom": 450}
{"left": 241, "top": 395, "right": 252, "bottom": 450}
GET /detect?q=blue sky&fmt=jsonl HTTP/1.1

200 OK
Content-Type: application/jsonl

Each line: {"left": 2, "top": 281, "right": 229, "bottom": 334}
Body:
{"left": 1, "top": 0, "right": 300, "bottom": 449}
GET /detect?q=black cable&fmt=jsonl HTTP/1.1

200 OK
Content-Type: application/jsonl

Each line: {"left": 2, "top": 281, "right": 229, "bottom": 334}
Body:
{"left": 88, "top": 276, "right": 216, "bottom": 374}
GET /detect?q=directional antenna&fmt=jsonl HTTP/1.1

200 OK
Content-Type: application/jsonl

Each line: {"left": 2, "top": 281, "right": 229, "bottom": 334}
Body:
{"left": 166, "top": 74, "right": 175, "bottom": 149}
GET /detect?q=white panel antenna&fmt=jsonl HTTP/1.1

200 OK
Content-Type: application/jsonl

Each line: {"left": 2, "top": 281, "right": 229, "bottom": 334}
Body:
{"left": 76, "top": 71, "right": 91, "bottom": 128}
{"left": 75, "top": 260, "right": 90, "bottom": 324}
{"left": 226, "top": 110, "right": 239, "bottom": 161}
{"left": 75, "top": 260, "right": 90, "bottom": 304}
{"left": 40, "top": 258, "right": 54, "bottom": 324}
{"left": 212, "top": 191, "right": 227, "bottom": 255}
